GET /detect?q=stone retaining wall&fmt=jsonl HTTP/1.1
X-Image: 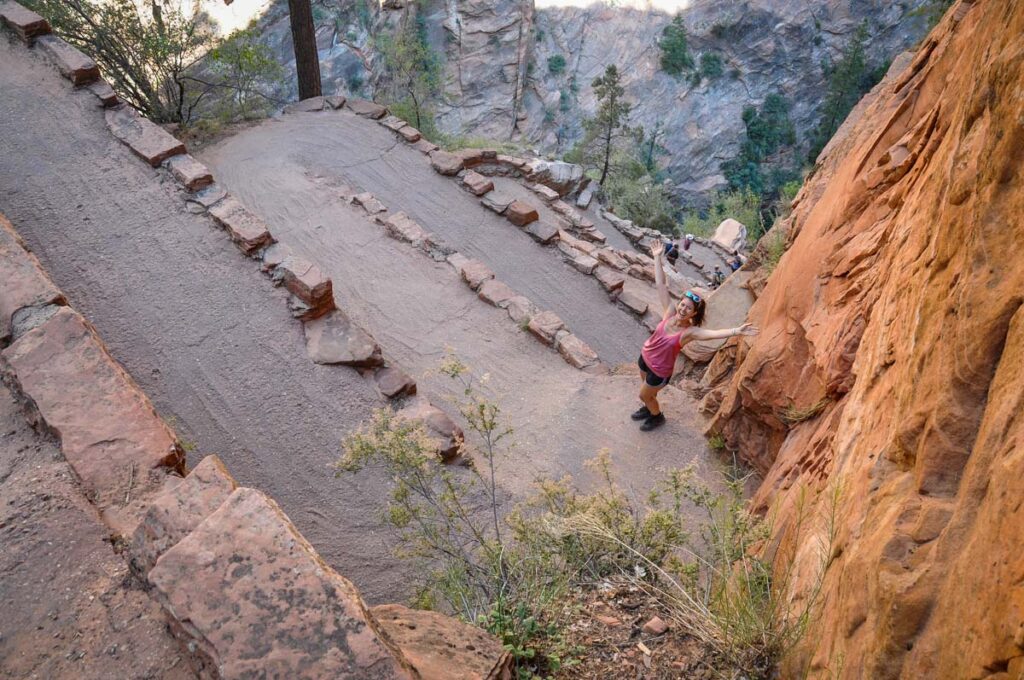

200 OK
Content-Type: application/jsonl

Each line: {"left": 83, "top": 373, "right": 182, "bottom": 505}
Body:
{"left": 0, "top": 5, "right": 509, "bottom": 677}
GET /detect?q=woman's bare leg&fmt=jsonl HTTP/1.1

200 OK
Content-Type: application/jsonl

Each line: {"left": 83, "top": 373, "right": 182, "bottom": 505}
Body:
{"left": 639, "top": 384, "right": 664, "bottom": 416}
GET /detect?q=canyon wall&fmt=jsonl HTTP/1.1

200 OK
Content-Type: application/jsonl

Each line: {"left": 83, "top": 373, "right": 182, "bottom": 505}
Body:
{"left": 700, "top": 0, "right": 1024, "bottom": 676}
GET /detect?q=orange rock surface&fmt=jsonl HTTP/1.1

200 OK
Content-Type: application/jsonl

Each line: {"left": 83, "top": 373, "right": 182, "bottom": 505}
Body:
{"left": 702, "top": 1, "right": 1024, "bottom": 676}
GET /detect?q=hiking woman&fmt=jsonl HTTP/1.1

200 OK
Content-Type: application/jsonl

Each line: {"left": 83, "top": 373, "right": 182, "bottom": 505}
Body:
{"left": 633, "top": 241, "right": 758, "bottom": 431}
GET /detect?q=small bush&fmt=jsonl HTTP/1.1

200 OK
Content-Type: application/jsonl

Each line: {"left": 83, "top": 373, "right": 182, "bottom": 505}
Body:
{"left": 679, "top": 187, "right": 762, "bottom": 240}
{"left": 781, "top": 398, "right": 828, "bottom": 424}
{"left": 547, "top": 54, "right": 566, "bottom": 75}
{"left": 761, "top": 230, "right": 788, "bottom": 275}
{"left": 700, "top": 52, "right": 724, "bottom": 80}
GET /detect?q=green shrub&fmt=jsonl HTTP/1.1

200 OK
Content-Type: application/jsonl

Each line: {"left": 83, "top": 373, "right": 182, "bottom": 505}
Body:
{"left": 700, "top": 52, "right": 724, "bottom": 80}
{"left": 547, "top": 54, "right": 566, "bottom": 75}
{"left": 679, "top": 187, "right": 762, "bottom": 240}
{"left": 659, "top": 15, "right": 694, "bottom": 76}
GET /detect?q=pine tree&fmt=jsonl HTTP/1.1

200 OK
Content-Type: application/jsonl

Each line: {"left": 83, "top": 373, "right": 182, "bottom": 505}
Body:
{"left": 584, "top": 65, "right": 632, "bottom": 186}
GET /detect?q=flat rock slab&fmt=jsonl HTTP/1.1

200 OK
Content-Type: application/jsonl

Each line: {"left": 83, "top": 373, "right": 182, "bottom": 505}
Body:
{"left": 382, "top": 211, "right": 427, "bottom": 245}
{"left": 85, "top": 78, "right": 118, "bottom": 107}
{"left": 148, "top": 487, "right": 412, "bottom": 679}
{"left": 164, "top": 154, "right": 213, "bottom": 192}
{"left": 594, "top": 266, "right": 626, "bottom": 293}
{"left": 506, "top": 296, "right": 535, "bottom": 324}
{"left": 397, "top": 125, "right": 421, "bottom": 143}
{"left": 531, "top": 183, "right": 560, "bottom": 203}
{"left": 187, "top": 183, "right": 227, "bottom": 209}
{"left": 259, "top": 242, "right": 293, "bottom": 273}
{"left": 1, "top": 307, "right": 184, "bottom": 506}
{"left": 105, "top": 106, "right": 185, "bottom": 167}
{"left": 0, "top": 213, "right": 64, "bottom": 343}
{"left": 506, "top": 200, "right": 539, "bottom": 227}
{"left": 130, "top": 455, "right": 236, "bottom": 576}
{"left": 371, "top": 604, "right": 510, "bottom": 680}
{"left": 528, "top": 311, "right": 565, "bottom": 346}
{"left": 208, "top": 196, "right": 274, "bottom": 255}
{"left": 0, "top": 1, "right": 50, "bottom": 44}
{"left": 412, "top": 138, "right": 439, "bottom": 154}
{"left": 379, "top": 115, "right": 407, "bottom": 131}
{"left": 462, "top": 171, "right": 494, "bottom": 196}
{"left": 429, "top": 150, "right": 464, "bottom": 176}
{"left": 397, "top": 398, "right": 464, "bottom": 462}
{"left": 458, "top": 259, "right": 494, "bottom": 290}
{"left": 578, "top": 228, "right": 607, "bottom": 244}
{"left": 576, "top": 185, "right": 594, "bottom": 209}
{"left": 480, "top": 191, "right": 513, "bottom": 214}
{"left": 477, "top": 279, "right": 518, "bottom": 308}
{"left": 596, "top": 248, "right": 628, "bottom": 271}
{"left": 346, "top": 98, "right": 387, "bottom": 119}
{"left": 277, "top": 255, "right": 334, "bottom": 317}
{"left": 303, "top": 310, "right": 383, "bottom": 367}
{"left": 556, "top": 333, "right": 599, "bottom": 369}
{"left": 36, "top": 35, "right": 97, "bottom": 85}
{"left": 325, "top": 94, "right": 347, "bottom": 109}
{"left": 374, "top": 367, "right": 417, "bottom": 399}
{"left": 446, "top": 252, "right": 470, "bottom": 272}
{"left": 283, "top": 96, "right": 325, "bottom": 113}
{"left": 525, "top": 220, "right": 558, "bottom": 244}
{"left": 618, "top": 289, "right": 649, "bottom": 315}
{"left": 455, "top": 148, "right": 496, "bottom": 167}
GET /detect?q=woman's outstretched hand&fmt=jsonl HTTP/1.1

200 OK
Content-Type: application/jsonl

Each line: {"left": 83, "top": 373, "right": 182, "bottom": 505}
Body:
{"left": 736, "top": 323, "right": 759, "bottom": 336}
{"left": 651, "top": 240, "right": 665, "bottom": 258}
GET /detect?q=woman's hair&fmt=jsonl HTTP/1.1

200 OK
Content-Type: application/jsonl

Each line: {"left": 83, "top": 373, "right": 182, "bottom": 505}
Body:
{"left": 684, "top": 291, "right": 707, "bottom": 326}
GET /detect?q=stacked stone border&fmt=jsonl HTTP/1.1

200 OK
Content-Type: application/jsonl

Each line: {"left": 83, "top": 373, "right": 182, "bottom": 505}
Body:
{"left": 0, "top": 6, "right": 511, "bottom": 678}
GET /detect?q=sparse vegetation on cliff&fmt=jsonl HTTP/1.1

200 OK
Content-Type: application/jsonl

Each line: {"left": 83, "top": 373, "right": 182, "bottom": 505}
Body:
{"left": 377, "top": 12, "right": 442, "bottom": 138}
{"left": 659, "top": 15, "right": 694, "bottom": 77}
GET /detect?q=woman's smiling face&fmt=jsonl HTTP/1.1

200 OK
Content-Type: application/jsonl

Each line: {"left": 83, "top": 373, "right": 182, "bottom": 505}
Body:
{"left": 675, "top": 296, "right": 696, "bottom": 321}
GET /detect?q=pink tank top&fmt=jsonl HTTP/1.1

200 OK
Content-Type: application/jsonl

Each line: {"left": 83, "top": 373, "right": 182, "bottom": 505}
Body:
{"left": 641, "top": 317, "right": 686, "bottom": 378}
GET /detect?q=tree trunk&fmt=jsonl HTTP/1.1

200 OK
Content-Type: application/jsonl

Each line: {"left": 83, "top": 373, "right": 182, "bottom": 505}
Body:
{"left": 287, "top": 0, "right": 322, "bottom": 100}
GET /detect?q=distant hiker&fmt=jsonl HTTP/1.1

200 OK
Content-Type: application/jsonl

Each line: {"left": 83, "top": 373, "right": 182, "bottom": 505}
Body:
{"left": 663, "top": 239, "right": 680, "bottom": 267}
{"left": 683, "top": 233, "right": 694, "bottom": 251}
{"left": 712, "top": 265, "right": 726, "bottom": 287}
{"left": 632, "top": 242, "right": 758, "bottom": 431}
{"left": 729, "top": 258, "right": 742, "bottom": 271}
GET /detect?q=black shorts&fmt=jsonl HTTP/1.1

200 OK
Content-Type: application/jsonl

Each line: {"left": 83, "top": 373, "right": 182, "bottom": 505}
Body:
{"left": 638, "top": 356, "right": 671, "bottom": 388}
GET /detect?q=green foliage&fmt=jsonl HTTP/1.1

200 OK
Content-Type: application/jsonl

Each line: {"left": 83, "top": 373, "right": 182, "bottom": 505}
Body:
{"left": 659, "top": 15, "right": 694, "bottom": 77}
{"left": 204, "top": 27, "right": 286, "bottom": 122}
{"left": 574, "top": 65, "right": 632, "bottom": 186}
{"left": 910, "top": 0, "right": 955, "bottom": 29}
{"left": 680, "top": 187, "right": 762, "bottom": 240}
{"left": 355, "top": 0, "right": 372, "bottom": 29}
{"left": 807, "top": 22, "right": 886, "bottom": 162}
{"left": 546, "top": 53, "right": 566, "bottom": 75}
{"left": 761, "top": 229, "right": 788, "bottom": 275}
{"left": 378, "top": 13, "right": 442, "bottom": 134}
{"left": 22, "top": 0, "right": 216, "bottom": 123}
{"left": 558, "top": 88, "right": 571, "bottom": 112}
{"left": 700, "top": 52, "right": 724, "bottom": 80}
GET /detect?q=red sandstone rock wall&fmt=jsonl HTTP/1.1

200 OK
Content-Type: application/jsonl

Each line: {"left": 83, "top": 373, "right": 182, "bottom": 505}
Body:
{"left": 702, "top": 0, "right": 1024, "bottom": 676}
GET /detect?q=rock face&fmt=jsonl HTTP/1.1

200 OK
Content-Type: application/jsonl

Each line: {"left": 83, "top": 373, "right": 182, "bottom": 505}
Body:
{"left": 701, "top": 2, "right": 1024, "bottom": 676}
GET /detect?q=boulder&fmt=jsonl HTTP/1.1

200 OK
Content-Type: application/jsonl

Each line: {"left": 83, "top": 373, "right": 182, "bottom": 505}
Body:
{"left": 164, "top": 154, "right": 213, "bottom": 192}
{"left": 0, "top": 213, "right": 65, "bottom": 344}
{"left": 569, "top": 254, "right": 599, "bottom": 275}
{"left": 374, "top": 367, "right": 417, "bottom": 399}
{"left": 576, "top": 184, "right": 595, "bottom": 209}
{"left": 618, "top": 289, "right": 649, "bottom": 316}
{"left": 527, "top": 311, "right": 565, "bottom": 345}
{"left": 283, "top": 96, "right": 325, "bottom": 113}
{"left": 525, "top": 220, "right": 558, "bottom": 244}
{"left": 505, "top": 201, "right": 539, "bottom": 227}
{"left": 353, "top": 192, "right": 387, "bottom": 215}
{"left": 397, "top": 125, "right": 421, "bottom": 143}
{"left": 324, "top": 94, "right": 347, "bottom": 109}
{"left": 480, "top": 191, "right": 514, "bottom": 214}
{"left": 276, "top": 255, "right": 334, "bottom": 319}
{"left": 429, "top": 150, "right": 464, "bottom": 176}
{"left": 345, "top": 98, "right": 387, "bottom": 119}
{"left": 596, "top": 248, "right": 628, "bottom": 271}
{"left": 505, "top": 296, "right": 535, "bottom": 324}
{"left": 462, "top": 171, "right": 494, "bottom": 196}
{"left": 383, "top": 211, "right": 428, "bottom": 245}
{"left": 712, "top": 218, "right": 747, "bottom": 253}
{"left": 397, "top": 398, "right": 464, "bottom": 461}
{"left": 303, "top": 310, "right": 382, "bottom": 367}
{"left": 458, "top": 259, "right": 495, "bottom": 290}
{"left": 412, "top": 138, "right": 439, "bottom": 154}
{"left": 530, "top": 183, "right": 560, "bottom": 203}
{"left": 371, "top": 604, "right": 511, "bottom": 680}
{"left": 36, "top": 34, "right": 98, "bottom": 85}
{"left": 147, "top": 488, "right": 412, "bottom": 678}
{"left": 556, "top": 333, "right": 599, "bottom": 369}
{"left": 525, "top": 160, "right": 584, "bottom": 195}
{"left": 208, "top": 196, "right": 274, "bottom": 255}
{"left": 0, "top": 1, "right": 50, "bottom": 44}
{"left": 1, "top": 307, "right": 184, "bottom": 506}
{"left": 594, "top": 266, "right": 626, "bottom": 293}
{"left": 105, "top": 105, "right": 185, "bottom": 168}
{"left": 477, "top": 279, "right": 517, "bottom": 308}
{"left": 130, "top": 455, "right": 237, "bottom": 576}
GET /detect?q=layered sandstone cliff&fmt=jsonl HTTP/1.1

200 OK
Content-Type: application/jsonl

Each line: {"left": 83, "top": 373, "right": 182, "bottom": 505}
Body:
{"left": 700, "top": 0, "right": 1024, "bottom": 676}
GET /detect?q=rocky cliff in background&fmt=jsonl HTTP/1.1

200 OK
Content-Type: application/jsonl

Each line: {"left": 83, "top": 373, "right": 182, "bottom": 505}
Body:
{"left": 699, "top": 0, "right": 1024, "bottom": 675}
{"left": 245, "top": 0, "right": 932, "bottom": 200}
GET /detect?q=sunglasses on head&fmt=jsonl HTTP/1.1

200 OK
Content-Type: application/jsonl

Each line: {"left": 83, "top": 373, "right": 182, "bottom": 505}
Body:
{"left": 684, "top": 291, "right": 702, "bottom": 304}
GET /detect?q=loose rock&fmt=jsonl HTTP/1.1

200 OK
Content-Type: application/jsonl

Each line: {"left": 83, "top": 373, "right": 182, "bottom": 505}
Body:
{"left": 303, "top": 310, "right": 382, "bottom": 367}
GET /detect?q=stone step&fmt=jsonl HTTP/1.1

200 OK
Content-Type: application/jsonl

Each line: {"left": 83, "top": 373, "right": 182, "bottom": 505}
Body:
{"left": 105, "top": 105, "right": 185, "bottom": 168}
{"left": 0, "top": 1, "right": 50, "bottom": 44}
{"left": 0, "top": 213, "right": 65, "bottom": 344}
{"left": 36, "top": 34, "right": 98, "bottom": 86}
{"left": 147, "top": 487, "right": 415, "bottom": 679}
